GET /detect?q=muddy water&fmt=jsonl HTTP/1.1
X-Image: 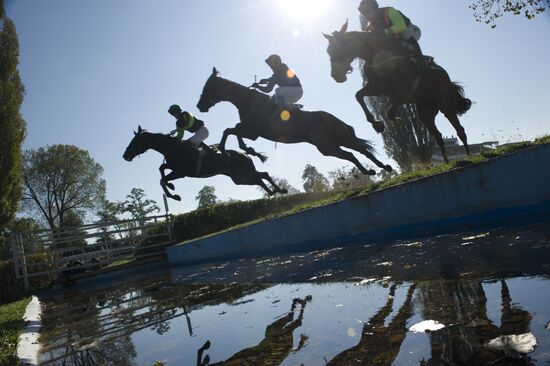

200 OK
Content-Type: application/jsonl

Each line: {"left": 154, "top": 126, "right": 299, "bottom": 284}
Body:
{"left": 38, "top": 223, "right": 550, "bottom": 365}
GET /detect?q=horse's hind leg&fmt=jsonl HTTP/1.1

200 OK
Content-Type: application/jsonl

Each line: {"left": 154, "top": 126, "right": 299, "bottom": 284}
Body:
{"left": 317, "top": 145, "right": 376, "bottom": 175}
{"left": 417, "top": 102, "right": 447, "bottom": 163}
{"left": 443, "top": 111, "right": 470, "bottom": 155}
{"left": 259, "top": 172, "right": 287, "bottom": 195}
{"left": 344, "top": 140, "right": 392, "bottom": 172}
{"left": 229, "top": 171, "right": 274, "bottom": 196}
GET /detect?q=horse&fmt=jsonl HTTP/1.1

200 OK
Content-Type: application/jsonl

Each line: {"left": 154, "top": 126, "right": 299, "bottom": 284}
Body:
{"left": 122, "top": 126, "right": 287, "bottom": 201}
{"left": 324, "top": 21, "right": 472, "bottom": 163}
{"left": 196, "top": 67, "right": 393, "bottom": 175}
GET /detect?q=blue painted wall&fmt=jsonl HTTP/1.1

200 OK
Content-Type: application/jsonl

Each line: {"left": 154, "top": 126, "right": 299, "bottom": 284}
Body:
{"left": 166, "top": 144, "right": 550, "bottom": 264}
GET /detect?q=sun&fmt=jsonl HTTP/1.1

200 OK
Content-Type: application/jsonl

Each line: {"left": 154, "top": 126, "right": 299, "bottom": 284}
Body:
{"left": 277, "top": 0, "right": 332, "bottom": 20}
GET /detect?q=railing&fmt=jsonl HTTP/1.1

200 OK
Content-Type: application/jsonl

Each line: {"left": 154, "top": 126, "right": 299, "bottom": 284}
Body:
{"left": 11, "top": 214, "right": 175, "bottom": 290}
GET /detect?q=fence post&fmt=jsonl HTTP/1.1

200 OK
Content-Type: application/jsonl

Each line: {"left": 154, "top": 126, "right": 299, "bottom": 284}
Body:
{"left": 10, "top": 232, "right": 29, "bottom": 291}
{"left": 163, "top": 194, "right": 175, "bottom": 242}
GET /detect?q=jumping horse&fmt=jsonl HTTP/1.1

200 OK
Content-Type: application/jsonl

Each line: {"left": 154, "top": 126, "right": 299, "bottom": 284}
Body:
{"left": 196, "top": 68, "right": 393, "bottom": 175}
{"left": 123, "top": 126, "right": 286, "bottom": 201}
{"left": 324, "top": 21, "right": 472, "bottom": 163}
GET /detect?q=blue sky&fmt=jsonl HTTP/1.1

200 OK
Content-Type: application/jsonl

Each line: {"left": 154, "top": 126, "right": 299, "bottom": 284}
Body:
{"left": 6, "top": 0, "right": 550, "bottom": 215}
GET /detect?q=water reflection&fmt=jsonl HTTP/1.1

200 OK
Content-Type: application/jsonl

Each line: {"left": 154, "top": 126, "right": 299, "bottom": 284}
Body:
{"left": 37, "top": 224, "right": 550, "bottom": 365}
{"left": 198, "top": 296, "right": 312, "bottom": 365}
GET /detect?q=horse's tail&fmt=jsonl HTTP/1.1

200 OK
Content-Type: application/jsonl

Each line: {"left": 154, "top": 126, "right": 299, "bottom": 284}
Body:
{"left": 452, "top": 82, "right": 472, "bottom": 116}
{"left": 347, "top": 125, "right": 375, "bottom": 154}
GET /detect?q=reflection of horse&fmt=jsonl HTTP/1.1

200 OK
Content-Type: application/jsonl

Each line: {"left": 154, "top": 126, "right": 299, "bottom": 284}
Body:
{"left": 419, "top": 279, "right": 535, "bottom": 365}
{"left": 197, "top": 296, "right": 312, "bottom": 365}
{"left": 123, "top": 126, "right": 287, "bottom": 201}
{"left": 324, "top": 22, "right": 472, "bottom": 163}
{"left": 197, "top": 68, "right": 393, "bottom": 175}
{"left": 326, "top": 284, "right": 416, "bottom": 365}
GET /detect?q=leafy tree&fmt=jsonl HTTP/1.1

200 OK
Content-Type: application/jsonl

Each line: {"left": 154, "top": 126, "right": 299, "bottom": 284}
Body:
{"left": 21, "top": 144, "right": 106, "bottom": 230}
{"left": 330, "top": 166, "right": 374, "bottom": 191}
{"left": 120, "top": 188, "right": 160, "bottom": 220}
{"left": 366, "top": 97, "right": 433, "bottom": 172}
{"left": 0, "top": 3, "right": 26, "bottom": 228}
{"left": 302, "top": 164, "right": 330, "bottom": 193}
{"left": 195, "top": 186, "right": 218, "bottom": 209}
{"left": 260, "top": 177, "right": 300, "bottom": 198}
{"left": 470, "top": 0, "right": 549, "bottom": 26}
{"left": 0, "top": 217, "right": 42, "bottom": 261}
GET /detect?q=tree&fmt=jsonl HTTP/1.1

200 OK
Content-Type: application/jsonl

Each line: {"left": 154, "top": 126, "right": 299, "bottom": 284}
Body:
{"left": 470, "top": 0, "right": 549, "bottom": 27}
{"left": 367, "top": 97, "right": 433, "bottom": 172}
{"left": 22, "top": 145, "right": 106, "bottom": 230}
{"left": 120, "top": 188, "right": 160, "bottom": 220}
{"left": 302, "top": 164, "right": 330, "bottom": 193}
{"left": 195, "top": 186, "right": 217, "bottom": 209}
{"left": 0, "top": 4, "right": 26, "bottom": 228}
{"left": 260, "top": 177, "right": 300, "bottom": 198}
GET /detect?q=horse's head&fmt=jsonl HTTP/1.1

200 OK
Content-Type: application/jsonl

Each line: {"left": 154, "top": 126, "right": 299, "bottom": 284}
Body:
{"left": 123, "top": 125, "right": 149, "bottom": 161}
{"left": 197, "top": 67, "right": 223, "bottom": 112}
{"left": 323, "top": 21, "right": 355, "bottom": 83}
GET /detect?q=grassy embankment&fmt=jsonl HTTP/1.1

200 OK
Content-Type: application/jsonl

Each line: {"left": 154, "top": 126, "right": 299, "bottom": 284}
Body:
{"left": 173, "top": 135, "right": 550, "bottom": 244}
{"left": 0, "top": 297, "right": 31, "bottom": 365}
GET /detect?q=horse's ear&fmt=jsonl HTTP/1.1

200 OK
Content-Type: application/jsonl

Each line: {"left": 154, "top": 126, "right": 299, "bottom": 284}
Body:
{"left": 212, "top": 67, "right": 219, "bottom": 76}
{"left": 138, "top": 125, "right": 143, "bottom": 133}
{"left": 340, "top": 19, "right": 349, "bottom": 33}
{"left": 323, "top": 33, "right": 332, "bottom": 40}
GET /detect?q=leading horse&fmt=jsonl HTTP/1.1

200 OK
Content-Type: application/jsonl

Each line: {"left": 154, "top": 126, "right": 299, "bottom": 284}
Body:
{"left": 123, "top": 126, "right": 286, "bottom": 201}
{"left": 196, "top": 68, "right": 392, "bottom": 175}
{"left": 324, "top": 21, "right": 472, "bottom": 163}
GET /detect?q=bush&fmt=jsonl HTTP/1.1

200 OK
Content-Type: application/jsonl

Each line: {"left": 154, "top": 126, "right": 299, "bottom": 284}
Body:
{"left": 0, "top": 261, "right": 26, "bottom": 305}
{"left": 172, "top": 191, "right": 335, "bottom": 243}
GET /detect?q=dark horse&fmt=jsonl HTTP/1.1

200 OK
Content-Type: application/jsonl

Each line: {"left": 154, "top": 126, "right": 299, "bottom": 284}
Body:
{"left": 123, "top": 126, "right": 287, "bottom": 201}
{"left": 324, "top": 21, "right": 472, "bottom": 163}
{"left": 196, "top": 68, "right": 392, "bottom": 175}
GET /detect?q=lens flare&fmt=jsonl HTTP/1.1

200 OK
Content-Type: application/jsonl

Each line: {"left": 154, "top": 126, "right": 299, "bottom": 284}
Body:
{"left": 280, "top": 110, "right": 291, "bottom": 121}
{"left": 277, "top": 0, "right": 331, "bottom": 20}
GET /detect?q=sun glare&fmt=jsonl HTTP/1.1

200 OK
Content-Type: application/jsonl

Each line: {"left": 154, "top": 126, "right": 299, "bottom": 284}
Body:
{"left": 278, "top": 0, "right": 331, "bottom": 20}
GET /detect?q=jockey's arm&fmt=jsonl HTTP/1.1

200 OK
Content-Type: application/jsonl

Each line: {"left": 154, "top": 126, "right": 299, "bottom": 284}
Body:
{"left": 385, "top": 8, "right": 407, "bottom": 36}
{"left": 255, "top": 77, "right": 276, "bottom": 93}
{"left": 175, "top": 127, "right": 185, "bottom": 140}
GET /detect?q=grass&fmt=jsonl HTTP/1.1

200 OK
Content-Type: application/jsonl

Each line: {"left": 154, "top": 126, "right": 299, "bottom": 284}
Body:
{"left": 176, "top": 135, "right": 549, "bottom": 244}
{"left": 0, "top": 297, "right": 31, "bottom": 365}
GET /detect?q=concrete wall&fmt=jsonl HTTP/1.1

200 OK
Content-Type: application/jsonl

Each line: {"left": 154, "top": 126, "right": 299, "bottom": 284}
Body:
{"left": 166, "top": 144, "right": 550, "bottom": 265}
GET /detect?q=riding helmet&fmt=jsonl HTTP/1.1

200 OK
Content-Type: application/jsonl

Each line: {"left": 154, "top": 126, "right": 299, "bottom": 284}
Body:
{"left": 359, "top": 0, "right": 379, "bottom": 14}
{"left": 265, "top": 54, "right": 282, "bottom": 67}
{"left": 168, "top": 104, "right": 182, "bottom": 117}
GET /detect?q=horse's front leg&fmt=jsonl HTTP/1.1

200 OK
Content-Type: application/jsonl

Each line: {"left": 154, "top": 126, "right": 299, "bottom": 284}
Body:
{"left": 236, "top": 134, "right": 267, "bottom": 162}
{"left": 160, "top": 171, "right": 184, "bottom": 201}
{"left": 219, "top": 127, "right": 238, "bottom": 151}
{"left": 355, "top": 83, "right": 385, "bottom": 133}
{"left": 159, "top": 163, "right": 175, "bottom": 190}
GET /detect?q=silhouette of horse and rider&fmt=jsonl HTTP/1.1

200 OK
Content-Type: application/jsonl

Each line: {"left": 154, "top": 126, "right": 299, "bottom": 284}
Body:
{"left": 123, "top": 0, "right": 472, "bottom": 198}
{"left": 196, "top": 296, "right": 312, "bottom": 366}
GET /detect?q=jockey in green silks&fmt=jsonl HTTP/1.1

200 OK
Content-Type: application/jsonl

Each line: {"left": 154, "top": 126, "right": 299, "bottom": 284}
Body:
{"left": 167, "top": 104, "right": 211, "bottom": 150}
{"left": 359, "top": 0, "right": 430, "bottom": 68}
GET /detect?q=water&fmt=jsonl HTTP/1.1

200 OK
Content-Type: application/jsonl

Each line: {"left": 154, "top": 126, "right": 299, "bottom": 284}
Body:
{"left": 38, "top": 223, "right": 550, "bottom": 365}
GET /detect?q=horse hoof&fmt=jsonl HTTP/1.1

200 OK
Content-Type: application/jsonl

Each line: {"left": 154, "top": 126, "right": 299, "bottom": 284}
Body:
{"left": 367, "top": 169, "right": 376, "bottom": 175}
{"left": 173, "top": 195, "right": 181, "bottom": 201}
{"left": 167, "top": 183, "right": 175, "bottom": 190}
{"left": 373, "top": 121, "right": 385, "bottom": 133}
{"left": 384, "top": 165, "right": 393, "bottom": 172}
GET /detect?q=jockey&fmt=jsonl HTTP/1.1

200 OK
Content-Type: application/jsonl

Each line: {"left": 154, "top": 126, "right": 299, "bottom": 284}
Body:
{"left": 251, "top": 54, "right": 303, "bottom": 108}
{"left": 167, "top": 104, "right": 210, "bottom": 150}
{"left": 358, "top": 0, "right": 428, "bottom": 67}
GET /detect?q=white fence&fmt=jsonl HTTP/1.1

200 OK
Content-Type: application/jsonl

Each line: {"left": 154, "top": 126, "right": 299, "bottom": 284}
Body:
{"left": 11, "top": 214, "right": 175, "bottom": 290}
